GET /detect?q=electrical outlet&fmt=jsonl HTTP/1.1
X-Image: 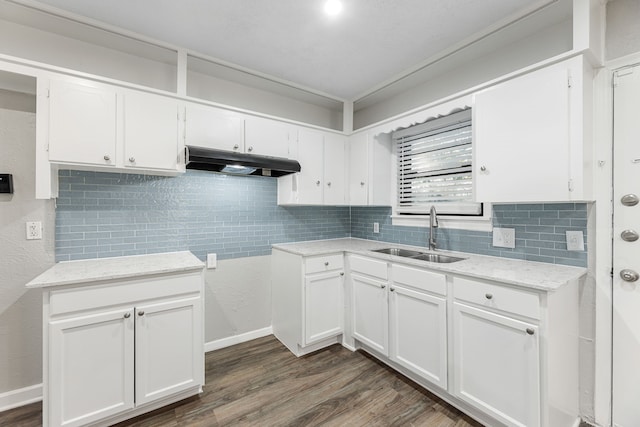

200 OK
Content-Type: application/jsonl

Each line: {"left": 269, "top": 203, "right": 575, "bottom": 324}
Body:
{"left": 492, "top": 227, "right": 515, "bottom": 249}
{"left": 26, "top": 221, "right": 42, "bottom": 240}
{"left": 566, "top": 231, "right": 585, "bottom": 251}
{"left": 373, "top": 222, "right": 379, "bottom": 233}
{"left": 207, "top": 253, "right": 217, "bottom": 269}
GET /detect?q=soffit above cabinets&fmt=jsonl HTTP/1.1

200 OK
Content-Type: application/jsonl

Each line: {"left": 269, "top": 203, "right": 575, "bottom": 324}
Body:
{"left": 2, "top": 0, "right": 571, "bottom": 102}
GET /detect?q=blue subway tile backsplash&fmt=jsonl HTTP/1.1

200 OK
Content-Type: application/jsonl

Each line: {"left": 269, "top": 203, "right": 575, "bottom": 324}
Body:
{"left": 55, "top": 170, "right": 588, "bottom": 267}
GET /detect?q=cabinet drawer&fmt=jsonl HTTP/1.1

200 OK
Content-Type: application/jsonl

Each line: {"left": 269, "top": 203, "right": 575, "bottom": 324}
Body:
{"left": 453, "top": 276, "right": 539, "bottom": 320}
{"left": 305, "top": 253, "right": 344, "bottom": 274}
{"left": 391, "top": 264, "right": 446, "bottom": 296}
{"left": 349, "top": 255, "right": 387, "bottom": 280}
{"left": 49, "top": 271, "right": 202, "bottom": 316}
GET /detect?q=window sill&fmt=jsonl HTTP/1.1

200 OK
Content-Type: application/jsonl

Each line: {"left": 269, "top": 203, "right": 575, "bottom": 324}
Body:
{"left": 391, "top": 214, "right": 493, "bottom": 231}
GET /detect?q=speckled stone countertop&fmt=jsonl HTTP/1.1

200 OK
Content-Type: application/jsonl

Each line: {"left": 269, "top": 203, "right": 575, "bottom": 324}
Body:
{"left": 272, "top": 238, "right": 586, "bottom": 292}
{"left": 26, "top": 251, "right": 204, "bottom": 288}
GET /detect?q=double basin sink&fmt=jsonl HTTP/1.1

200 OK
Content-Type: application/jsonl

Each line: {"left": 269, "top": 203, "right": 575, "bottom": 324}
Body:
{"left": 371, "top": 247, "right": 466, "bottom": 263}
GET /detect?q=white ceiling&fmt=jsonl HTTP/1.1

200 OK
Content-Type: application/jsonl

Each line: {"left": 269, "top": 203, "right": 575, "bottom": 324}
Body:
{"left": 25, "top": 0, "right": 553, "bottom": 100}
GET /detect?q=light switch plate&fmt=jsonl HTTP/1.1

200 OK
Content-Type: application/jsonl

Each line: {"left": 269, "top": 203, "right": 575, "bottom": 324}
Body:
{"left": 566, "top": 231, "right": 585, "bottom": 251}
{"left": 492, "top": 227, "right": 515, "bottom": 249}
{"left": 207, "top": 253, "right": 217, "bottom": 269}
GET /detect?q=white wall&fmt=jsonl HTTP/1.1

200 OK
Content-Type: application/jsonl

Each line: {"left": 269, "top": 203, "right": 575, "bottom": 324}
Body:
{"left": 203, "top": 256, "right": 272, "bottom": 345}
{"left": 606, "top": 0, "right": 640, "bottom": 60}
{"left": 0, "top": 99, "right": 55, "bottom": 395}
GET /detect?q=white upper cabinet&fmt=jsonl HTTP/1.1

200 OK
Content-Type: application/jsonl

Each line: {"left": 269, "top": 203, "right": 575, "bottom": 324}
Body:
{"left": 46, "top": 76, "right": 184, "bottom": 174}
{"left": 473, "top": 56, "right": 592, "bottom": 202}
{"left": 244, "top": 116, "right": 291, "bottom": 158}
{"left": 184, "top": 103, "right": 244, "bottom": 153}
{"left": 348, "top": 132, "right": 392, "bottom": 206}
{"left": 277, "top": 128, "right": 347, "bottom": 206}
{"left": 123, "top": 91, "right": 180, "bottom": 171}
{"left": 48, "top": 79, "right": 118, "bottom": 167}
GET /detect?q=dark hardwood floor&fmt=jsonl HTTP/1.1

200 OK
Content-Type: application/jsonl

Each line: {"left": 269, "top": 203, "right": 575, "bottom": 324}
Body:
{"left": 1, "top": 336, "right": 484, "bottom": 426}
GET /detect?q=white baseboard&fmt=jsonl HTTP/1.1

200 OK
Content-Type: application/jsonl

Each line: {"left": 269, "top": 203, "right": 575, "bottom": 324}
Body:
{"left": 204, "top": 326, "right": 273, "bottom": 353}
{"left": 0, "top": 383, "right": 42, "bottom": 413}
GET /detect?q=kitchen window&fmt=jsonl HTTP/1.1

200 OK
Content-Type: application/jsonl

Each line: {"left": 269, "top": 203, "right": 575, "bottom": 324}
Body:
{"left": 393, "top": 108, "right": 482, "bottom": 216}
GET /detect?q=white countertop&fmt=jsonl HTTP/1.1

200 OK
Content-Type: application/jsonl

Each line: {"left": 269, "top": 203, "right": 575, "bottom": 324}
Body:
{"left": 272, "top": 238, "right": 586, "bottom": 292}
{"left": 26, "top": 251, "right": 204, "bottom": 288}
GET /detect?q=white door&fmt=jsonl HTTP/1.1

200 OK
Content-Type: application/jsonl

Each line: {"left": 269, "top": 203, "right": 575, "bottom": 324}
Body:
{"left": 389, "top": 285, "right": 447, "bottom": 388}
{"left": 613, "top": 64, "right": 640, "bottom": 427}
{"left": 245, "top": 116, "right": 290, "bottom": 158}
{"left": 185, "top": 103, "right": 245, "bottom": 152}
{"left": 351, "top": 273, "right": 388, "bottom": 355}
{"left": 296, "top": 129, "right": 324, "bottom": 204}
{"left": 324, "top": 133, "right": 347, "bottom": 205}
{"left": 453, "top": 302, "right": 540, "bottom": 427}
{"left": 48, "top": 79, "right": 117, "bottom": 167}
{"left": 49, "top": 308, "right": 134, "bottom": 427}
{"left": 304, "top": 271, "right": 344, "bottom": 345}
{"left": 473, "top": 59, "right": 572, "bottom": 202}
{"left": 135, "top": 296, "right": 203, "bottom": 405}
{"left": 348, "top": 133, "right": 369, "bottom": 205}
{"left": 123, "top": 91, "right": 180, "bottom": 170}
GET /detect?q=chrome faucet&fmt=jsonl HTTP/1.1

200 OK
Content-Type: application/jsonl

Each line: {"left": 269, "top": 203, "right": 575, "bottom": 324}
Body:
{"left": 429, "top": 205, "right": 438, "bottom": 250}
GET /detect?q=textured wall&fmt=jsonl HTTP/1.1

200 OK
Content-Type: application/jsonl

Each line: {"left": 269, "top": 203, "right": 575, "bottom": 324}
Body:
{"left": 606, "top": 0, "right": 640, "bottom": 60}
{"left": 0, "top": 106, "right": 55, "bottom": 395}
{"left": 351, "top": 204, "right": 588, "bottom": 267}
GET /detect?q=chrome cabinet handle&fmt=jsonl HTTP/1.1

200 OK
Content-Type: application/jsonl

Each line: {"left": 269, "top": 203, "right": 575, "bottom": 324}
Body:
{"left": 526, "top": 328, "right": 535, "bottom": 335}
{"left": 316, "top": 180, "right": 321, "bottom": 185}
{"left": 248, "top": 146, "right": 253, "bottom": 152}
{"left": 381, "top": 284, "right": 386, "bottom": 289}
{"left": 620, "top": 269, "right": 639, "bottom": 282}
{"left": 360, "top": 181, "right": 365, "bottom": 186}
{"left": 327, "top": 182, "right": 331, "bottom": 186}
{"left": 621, "top": 230, "right": 639, "bottom": 242}
{"left": 340, "top": 272, "right": 344, "bottom": 276}
{"left": 124, "top": 312, "right": 131, "bottom": 319}
{"left": 324, "top": 261, "right": 329, "bottom": 266}
{"left": 138, "top": 310, "right": 145, "bottom": 316}
{"left": 233, "top": 144, "right": 239, "bottom": 150}
{"left": 390, "top": 287, "right": 395, "bottom": 292}
{"left": 103, "top": 155, "right": 110, "bottom": 161}
{"left": 621, "top": 194, "right": 639, "bottom": 206}
{"left": 129, "top": 156, "right": 135, "bottom": 163}
{"left": 485, "top": 293, "right": 493, "bottom": 300}
{"left": 480, "top": 166, "right": 487, "bottom": 172}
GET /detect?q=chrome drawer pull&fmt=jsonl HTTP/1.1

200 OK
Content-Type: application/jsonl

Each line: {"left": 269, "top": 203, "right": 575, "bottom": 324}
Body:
{"left": 526, "top": 328, "right": 535, "bottom": 335}
{"left": 485, "top": 293, "right": 493, "bottom": 300}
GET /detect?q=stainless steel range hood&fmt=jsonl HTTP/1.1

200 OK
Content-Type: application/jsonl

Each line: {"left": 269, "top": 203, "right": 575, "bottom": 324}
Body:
{"left": 186, "top": 146, "right": 301, "bottom": 177}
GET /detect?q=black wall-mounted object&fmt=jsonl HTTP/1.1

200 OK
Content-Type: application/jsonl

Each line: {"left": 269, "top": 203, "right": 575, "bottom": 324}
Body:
{"left": 0, "top": 174, "right": 14, "bottom": 193}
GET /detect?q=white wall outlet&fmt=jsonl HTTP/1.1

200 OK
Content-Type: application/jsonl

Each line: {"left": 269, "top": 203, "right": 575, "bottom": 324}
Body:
{"left": 26, "top": 221, "right": 42, "bottom": 240}
{"left": 207, "top": 253, "right": 217, "bottom": 269}
{"left": 566, "top": 230, "right": 585, "bottom": 251}
{"left": 373, "top": 222, "right": 379, "bottom": 233}
{"left": 492, "top": 227, "right": 515, "bottom": 249}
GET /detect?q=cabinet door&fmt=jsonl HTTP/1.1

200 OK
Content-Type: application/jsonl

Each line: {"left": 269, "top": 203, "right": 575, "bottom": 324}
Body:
{"left": 453, "top": 302, "right": 540, "bottom": 427}
{"left": 49, "top": 308, "right": 134, "bottom": 427}
{"left": 351, "top": 273, "right": 388, "bottom": 355}
{"left": 48, "top": 79, "right": 117, "bottom": 167}
{"left": 304, "top": 270, "right": 344, "bottom": 345}
{"left": 185, "top": 103, "right": 244, "bottom": 153}
{"left": 389, "top": 285, "right": 447, "bottom": 389}
{"left": 348, "top": 133, "right": 369, "bottom": 205}
{"left": 473, "top": 61, "right": 572, "bottom": 202}
{"left": 245, "top": 116, "right": 291, "bottom": 158}
{"left": 135, "top": 296, "right": 203, "bottom": 405}
{"left": 296, "top": 129, "right": 325, "bottom": 204}
{"left": 123, "top": 91, "right": 180, "bottom": 171}
{"left": 324, "top": 133, "right": 347, "bottom": 205}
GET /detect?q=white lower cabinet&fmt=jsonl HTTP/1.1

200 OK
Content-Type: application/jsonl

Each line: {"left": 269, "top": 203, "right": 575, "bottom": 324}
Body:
{"left": 351, "top": 273, "right": 389, "bottom": 355}
{"left": 272, "top": 249, "right": 345, "bottom": 356}
{"left": 43, "top": 270, "right": 204, "bottom": 427}
{"left": 453, "top": 302, "right": 540, "bottom": 427}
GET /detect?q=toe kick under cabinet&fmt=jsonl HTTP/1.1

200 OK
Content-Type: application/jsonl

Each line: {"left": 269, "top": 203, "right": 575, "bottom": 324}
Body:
{"left": 26, "top": 252, "right": 205, "bottom": 427}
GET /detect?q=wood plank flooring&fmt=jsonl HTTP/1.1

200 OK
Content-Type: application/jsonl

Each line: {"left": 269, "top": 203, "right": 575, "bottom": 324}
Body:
{"left": 2, "top": 335, "right": 486, "bottom": 426}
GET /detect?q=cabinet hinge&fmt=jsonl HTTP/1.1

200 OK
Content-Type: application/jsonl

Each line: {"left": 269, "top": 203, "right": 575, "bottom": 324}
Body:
{"left": 46, "top": 89, "right": 50, "bottom": 98}
{"left": 610, "top": 268, "right": 614, "bottom": 278}
{"left": 567, "top": 76, "right": 572, "bottom": 89}
{"left": 568, "top": 179, "right": 574, "bottom": 192}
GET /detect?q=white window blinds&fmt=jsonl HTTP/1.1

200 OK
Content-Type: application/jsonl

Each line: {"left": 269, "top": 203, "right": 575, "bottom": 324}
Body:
{"left": 393, "top": 109, "right": 481, "bottom": 215}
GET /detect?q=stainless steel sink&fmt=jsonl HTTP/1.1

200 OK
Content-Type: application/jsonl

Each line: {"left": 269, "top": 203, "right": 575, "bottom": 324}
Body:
{"left": 371, "top": 248, "right": 423, "bottom": 257}
{"left": 410, "top": 253, "right": 466, "bottom": 263}
{"left": 370, "top": 247, "right": 466, "bottom": 263}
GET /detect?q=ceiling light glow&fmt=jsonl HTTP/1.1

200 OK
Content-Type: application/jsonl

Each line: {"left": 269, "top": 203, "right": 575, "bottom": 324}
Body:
{"left": 324, "top": 0, "right": 343, "bottom": 16}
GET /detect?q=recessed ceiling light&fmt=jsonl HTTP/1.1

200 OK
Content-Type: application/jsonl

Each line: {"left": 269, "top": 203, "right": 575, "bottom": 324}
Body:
{"left": 324, "top": 0, "right": 343, "bottom": 16}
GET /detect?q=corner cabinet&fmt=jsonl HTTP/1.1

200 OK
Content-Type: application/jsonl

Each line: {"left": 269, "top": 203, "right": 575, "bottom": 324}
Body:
{"left": 272, "top": 248, "right": 345, "bottom": 356}
{"left": 473, "top": 55, "right": 593, "bottom": 202}
{"left": 28, "top": 254, "right": 205, "bottom": 427}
